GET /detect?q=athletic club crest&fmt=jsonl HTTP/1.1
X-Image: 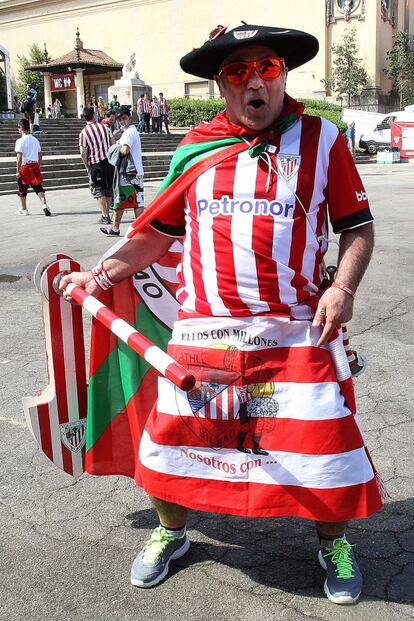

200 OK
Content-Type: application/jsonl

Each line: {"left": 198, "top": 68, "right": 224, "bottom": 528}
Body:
{"left": 276, "top": 154, "right": 301, "bottom": 181}
{"left": 60, "top": 419, "right": 87, "bottom": 453}
{"left": 233, "top": 30, "right": 258, "bottom": 40}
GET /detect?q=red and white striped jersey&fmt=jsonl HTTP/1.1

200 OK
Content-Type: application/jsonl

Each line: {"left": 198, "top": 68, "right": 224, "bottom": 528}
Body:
{"left": 151, "top": 115, "right": 373, "bottom": 317}
{"left": 151, "top": 101, "right": 160, "bottom": 117}
{"left": 79, "top": 122, "right": 111, "bottom": 164}
{"left": 142, "top": 98, "right": 152, "bottom": 113}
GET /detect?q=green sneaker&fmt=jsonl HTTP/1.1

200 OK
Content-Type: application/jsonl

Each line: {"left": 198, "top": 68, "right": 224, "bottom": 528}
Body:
{"left": 318, "top": 537, "right": 363, "bottom": 605}
{"left": 131, "top": 526, "right": 190, "bottom": 588}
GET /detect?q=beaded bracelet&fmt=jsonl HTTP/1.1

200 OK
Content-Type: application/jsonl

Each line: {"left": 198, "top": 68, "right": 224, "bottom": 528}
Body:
{"left": 331, "top": 281, "right": 355, "bottom": 300}
{"left": 91, "top": 262, "right": 115, "bottom": 291}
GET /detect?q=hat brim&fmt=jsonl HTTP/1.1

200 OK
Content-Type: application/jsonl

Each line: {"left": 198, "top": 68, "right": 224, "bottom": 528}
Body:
{"left": 180, "top": 26, "right": 319, "bottom": 79}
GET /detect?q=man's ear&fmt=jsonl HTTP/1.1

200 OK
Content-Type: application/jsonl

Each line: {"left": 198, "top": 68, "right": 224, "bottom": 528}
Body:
{"left": 214, "top": 75, "right": 225, "bottom": 98}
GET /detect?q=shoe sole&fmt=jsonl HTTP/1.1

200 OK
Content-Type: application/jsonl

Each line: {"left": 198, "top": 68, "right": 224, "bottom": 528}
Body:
{"left": 318, "top": 550, "right": 360, "bottom": 605}
{"left": 130, "top": 537, "right": 190, "bottom": 588}
{"left": 100, "top": 229, "right": 120, "bottom": 236}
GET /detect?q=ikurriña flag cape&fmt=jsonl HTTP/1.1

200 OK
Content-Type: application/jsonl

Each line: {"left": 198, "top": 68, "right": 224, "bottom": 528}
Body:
{"left": 85, "top": 96, "right": 304, "bottom": 477}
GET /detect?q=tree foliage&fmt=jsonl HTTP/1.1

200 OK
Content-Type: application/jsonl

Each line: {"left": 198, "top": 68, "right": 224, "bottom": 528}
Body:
{"left": 322, "top": 28, "right": 369, "bottom": 107}
{"left": 16, "top": 43, "right": 45, "bottom": 106}
{"left": 384, "top": 32, "right": 414, "bottom": 109}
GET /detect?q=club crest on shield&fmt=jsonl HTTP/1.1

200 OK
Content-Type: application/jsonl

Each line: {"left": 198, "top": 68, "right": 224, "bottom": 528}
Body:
{"left": 276, "top": 154, "right": 301, "bottom": 180}
{"left": 233, "top": 30, "right": 258, "bottom": 40}
{"left": 60, "top": 419, "right": 87, "bottom": 453}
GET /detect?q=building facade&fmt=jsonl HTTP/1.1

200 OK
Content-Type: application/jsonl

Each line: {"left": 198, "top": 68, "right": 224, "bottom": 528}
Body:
{"left": 0, "top": 0, "right": 413, "bottom": 110}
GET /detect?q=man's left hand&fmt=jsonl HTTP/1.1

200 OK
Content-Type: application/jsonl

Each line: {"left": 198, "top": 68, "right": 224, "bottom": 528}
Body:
{"left": 313, "top": 287, "right": 354, "bottom": 347}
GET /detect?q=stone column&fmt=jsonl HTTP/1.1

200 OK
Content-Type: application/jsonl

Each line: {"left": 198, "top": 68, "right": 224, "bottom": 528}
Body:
{"left": 75, "top": 68, "right": 85, "bottom": 118}
{"left": 43, "top": 73, "right": 52, "bottom": 114}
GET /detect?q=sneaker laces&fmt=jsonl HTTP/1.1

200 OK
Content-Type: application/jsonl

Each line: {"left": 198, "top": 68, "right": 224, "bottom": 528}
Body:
{"left": 140, "top": 526, "right": 181, "bottom": 564}
{"left": 324, "top": 539, "right": 355, "bottom": 579}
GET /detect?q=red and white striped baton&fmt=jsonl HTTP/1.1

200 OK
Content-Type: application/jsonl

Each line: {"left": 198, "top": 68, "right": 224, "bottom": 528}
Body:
{"left": 23, "top": 255, "right": 195, "bottom": 479}
{"left": 60, "top": 279, "right": 195, "bottom": 392}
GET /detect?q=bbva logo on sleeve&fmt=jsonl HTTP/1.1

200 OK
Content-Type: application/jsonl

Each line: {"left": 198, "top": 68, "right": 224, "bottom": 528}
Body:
{"left": 355, "top": 191, "right": 368, "bottom": 202}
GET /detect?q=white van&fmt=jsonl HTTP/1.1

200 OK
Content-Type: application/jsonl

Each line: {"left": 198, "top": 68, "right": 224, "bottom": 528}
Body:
{"left": 359, "top": 111, "right": 414, "bottom": 154}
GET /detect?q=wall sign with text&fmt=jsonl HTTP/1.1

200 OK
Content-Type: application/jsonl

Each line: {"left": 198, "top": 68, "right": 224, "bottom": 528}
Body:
{"left": 50, "top": 73, "right": 76, "bottom": 92}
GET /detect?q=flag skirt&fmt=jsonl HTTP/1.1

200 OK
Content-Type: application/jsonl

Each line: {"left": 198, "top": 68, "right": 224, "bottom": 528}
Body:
{"left": 136, "top": 315, "right": 383, "bottom": 521}
{"left": 114, "top": 182, "right": 143, "bottom": 211}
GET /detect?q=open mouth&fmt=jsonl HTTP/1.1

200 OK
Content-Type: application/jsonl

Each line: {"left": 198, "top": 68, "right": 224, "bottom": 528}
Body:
{"left": 248, "top": 99, "right": 266, "bottom": 109}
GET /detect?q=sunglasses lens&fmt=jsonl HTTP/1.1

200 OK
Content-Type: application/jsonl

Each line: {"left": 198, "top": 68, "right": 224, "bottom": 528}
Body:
{"left": 224, "top": 63, "right": 251, "bottom": 84}
{"left": 257, "top": 59, "right": 282, "bottom": 79}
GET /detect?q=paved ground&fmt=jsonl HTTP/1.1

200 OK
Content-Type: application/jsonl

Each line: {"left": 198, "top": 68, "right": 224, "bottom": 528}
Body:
{"left": 1, "top": 165, "right": 413, "bottom": 620}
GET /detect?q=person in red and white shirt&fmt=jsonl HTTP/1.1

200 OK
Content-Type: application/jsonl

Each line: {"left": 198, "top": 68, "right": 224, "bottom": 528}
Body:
{"left": 142, "top": 93, "right": 151, "bottom": 133}
{"left": 79, "top": 106, "right": 114, "bottom": 225}
{"left": 150, "top": 96, "right": 161, "bottom": 133}
{"left": 62, "top": 25, "right": 381, "bottom": 603}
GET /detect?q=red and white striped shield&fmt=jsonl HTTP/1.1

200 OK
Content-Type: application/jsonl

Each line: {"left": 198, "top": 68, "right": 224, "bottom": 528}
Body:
{"left": 276, "top": 153, "right": 301, "bottom": 181}
{"left": 22, "top": 257, "right": 87, "bottom": 477}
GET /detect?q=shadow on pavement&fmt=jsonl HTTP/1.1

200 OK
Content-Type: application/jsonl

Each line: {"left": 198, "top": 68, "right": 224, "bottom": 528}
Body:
{"left": 126, "top": 497, "right": 414, "bottom": 603}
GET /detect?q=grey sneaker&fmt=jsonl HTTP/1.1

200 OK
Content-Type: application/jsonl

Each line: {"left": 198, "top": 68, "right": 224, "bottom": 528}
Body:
{"left": 97, "top": 215, "right": 111, "bottom": 224}
{"left": 318, "top": 537, "right": 363, "bottom": 605}
{"left": 131, "top": 526, "right": 190, "bottom": 588}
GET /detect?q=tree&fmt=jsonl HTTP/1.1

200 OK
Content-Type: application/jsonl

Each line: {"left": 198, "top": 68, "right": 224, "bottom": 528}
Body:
{"left": 384, "top": 32, "right": 414, "bottom": 110}
{"left": 322, "top": 28, "right": 369, "bottom": 107}
{"left": 16, "top": 43, "right": 45, "bottom": 106}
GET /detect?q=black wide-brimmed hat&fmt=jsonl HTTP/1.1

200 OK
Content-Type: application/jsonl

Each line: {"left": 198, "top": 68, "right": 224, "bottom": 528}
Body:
{"left": 180, "top": 24, "right": 319, "bottom": 79}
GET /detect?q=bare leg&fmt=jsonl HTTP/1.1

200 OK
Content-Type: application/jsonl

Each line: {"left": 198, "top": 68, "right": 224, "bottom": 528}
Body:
{"left": 315, "top": 520, "right": 348, "bottom": 540}
{"left": 134, "top": 206, "right": 144, "bottom": 219}
{"left": 150, "top": 496, "right": 188, "bottom": 529}
{"left": 18, "top": 195, "right": 27, "bottom": 210}
{"left": 37, "top": 191, "right": 47, "bottom": 206}
{"left": 97, "top": 196, "right": 109, "bottom": 217}
{"left": 112, "top": 208, "right": 123, "bottom": 230}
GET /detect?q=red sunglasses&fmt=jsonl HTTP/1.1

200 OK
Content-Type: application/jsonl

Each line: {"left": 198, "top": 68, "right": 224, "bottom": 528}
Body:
{"left": 219, "top": 57, "right": 285, "bottom": 84}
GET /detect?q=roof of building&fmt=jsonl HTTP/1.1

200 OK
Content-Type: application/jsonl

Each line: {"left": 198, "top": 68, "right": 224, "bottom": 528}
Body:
{"left": 27, "top": 48, "right": 123, "bottom": 72}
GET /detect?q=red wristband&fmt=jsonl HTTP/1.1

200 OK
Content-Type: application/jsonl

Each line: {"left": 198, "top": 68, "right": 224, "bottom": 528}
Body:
{"left": 331, "top": 281, "right": 355, "bottom": 300}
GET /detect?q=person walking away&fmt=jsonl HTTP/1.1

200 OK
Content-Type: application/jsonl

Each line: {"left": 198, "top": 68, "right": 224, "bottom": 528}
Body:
{"left": 101, "top": 104, "right": 144, "bottom": 236}
{"left": 150, "top": 96, "right": 161, "bottom": 133}
{"left": 15, "top": 118, "right": 51, "bottom": 216}
{"left": 79, "top": 106, "right": 114, "bottom": 225}
{"left": 136, "top": 94, "right": 145, "bottom": 133}
{"left": 109, "top": 94, "right": 121, "bottom": 113}
{"left": 142, "top": 93, "right": 151, "bottom": 133}
{"left": 159, "top": 92, "right": 171, "bottom": 134}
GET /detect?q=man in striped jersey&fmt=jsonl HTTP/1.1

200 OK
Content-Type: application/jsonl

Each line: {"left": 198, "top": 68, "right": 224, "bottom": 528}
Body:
{"left": 79, "top": 106, "right": 114, "bottom": 226}
{"left": 62, "top": 24, "right": 382, "bottom": 604}
{"left": 142, "top": 93, "right": 151, "bottom": 133}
